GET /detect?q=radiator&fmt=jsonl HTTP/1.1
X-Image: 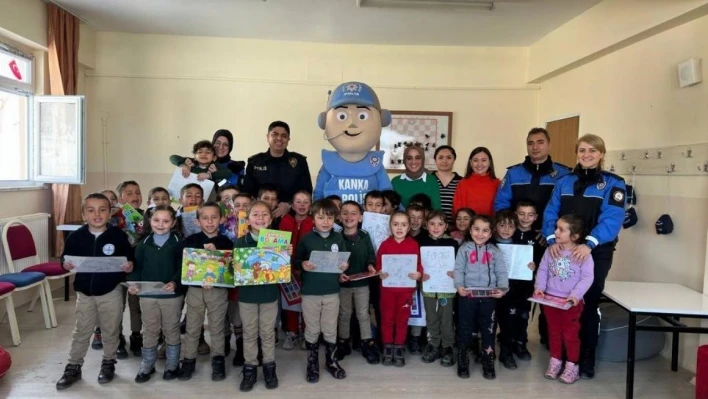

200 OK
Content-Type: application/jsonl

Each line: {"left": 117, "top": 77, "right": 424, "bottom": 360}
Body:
{"left": 0, "top": 213, "right": 51, "bottom": 274}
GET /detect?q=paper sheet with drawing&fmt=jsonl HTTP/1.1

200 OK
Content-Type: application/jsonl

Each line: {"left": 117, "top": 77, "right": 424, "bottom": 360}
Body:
{"left": 421, "top": 246, "right": 456, "bottom": 293}
{"left": 180, "top": 206, "right": 202, "bottom": 237}
{"left": 65, "top": 256, "right": 128, "bottom": 273}
{"left": 308, "top": 251, "right": 351, "bottom": 273}
{"left": 167, "top": 167, "right": 215, "bottom": 203}
{"left": 497, "top": 244, "right": 533, "bottom": 281}
{"left": 381, "top": 254, "right": 417, "bottom": 288}
{"left": 125, "top": 281, "right": 171, "bottom": 296}
{"left": 362, "top": 212, "right": 390, "bottom": 252}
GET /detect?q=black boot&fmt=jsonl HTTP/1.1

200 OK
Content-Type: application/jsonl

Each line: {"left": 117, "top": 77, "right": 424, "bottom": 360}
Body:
{"left": 382, "top": 344, "right": 394, "bottom": 366}
{"left": 580, "top": 347, "right": 596, "bottom": 379}
{"left": 116, "top": 334, "right": 128, "bottom": 359}
{"left": 239, "top": 365, "right": 257, "bottom": 392}
{"left": 263, "top": 361, "right": 279, "bottom": 389}
{"left": 441, "top": 346, "right": 456, "bottom": 367}
{"left": 56, "top": 364, "right": 82, "bottom": 390}
{"left": 211, "top": 355, "right": 226, "bottom": 381}
{"left": 457, "top": 345, "right": 470, "bottom": 379}
{"left": 178, "top": 358, "right": 196, "bottom": 381}
{"left": 97, "top": 359, "right": 116, "bottom": 384}
{"left": 306, "top": 341, "right": 320, "bottom": 383}
{"left": 393, "top": 345, "right": 405, "bottom": 367}
{"left": 224, "top": 331, "right": 232, "bottom": 357}
{"left": 129, "top": 332, "right": 143, "bottom": 357}
{"left": 409, "top": 336, "right": 422, "bottom": 355}
{"left": 421, "top": 344, "right": 442, "bottom": 364}
{"left": 325, "top": 342, "right": 347, "bottom": 379}
{"left": 499, "top": 345, "right": 517, "bottom": 370}
{"left": 91, "top": 327, "right": 103, "bottom": 350}
{"left": 336, "top": 338, "right": 351, "bottom": 361}
{"left": 361, "top": 339, "right": 380, "bottom": 365}
{"left": 134, "top": 367, "right": 155, "bottom": 383}
{"left": 232, "top": 337, "right": 245, "bottom": 367}
{"left": 482, "top": 352, "right": 496, "bottom": 380}
{"left": 513, "top": 341, "right": 532, "bottom": 361}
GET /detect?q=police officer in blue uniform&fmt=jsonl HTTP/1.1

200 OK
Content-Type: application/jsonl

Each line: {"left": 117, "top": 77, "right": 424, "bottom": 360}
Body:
{"left": 543, "top": 134, "right": 626, "bottom": 379}
{"left": 494, "top": 127, "right": 570, "bottom": 364}
{"left": 242, "top": 121, "right": 313, "bottom": 218}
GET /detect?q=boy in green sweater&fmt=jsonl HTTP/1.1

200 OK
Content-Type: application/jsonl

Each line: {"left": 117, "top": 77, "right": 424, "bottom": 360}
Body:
{"left": 169, "top": 140, "right": 233, "bottom": 193}
{"left": 295, "top": 199, "right": 349, "bottom": 383}
{"left": 337, "top": 201, "right": 379, "bottom": 365}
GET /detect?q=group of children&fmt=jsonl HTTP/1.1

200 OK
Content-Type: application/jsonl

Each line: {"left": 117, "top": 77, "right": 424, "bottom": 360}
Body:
{"left": 55, "top": 138, "right": 596, "bottom": 391}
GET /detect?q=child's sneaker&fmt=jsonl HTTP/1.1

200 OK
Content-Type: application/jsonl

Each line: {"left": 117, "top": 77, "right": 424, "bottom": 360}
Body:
{"left": 559, "top": 361, "right": 580, "bottom": 384}
{"left": 421, "top": 344, "right": 442, "bottom": 364}
{"left": 97, "top": 359, "right": 116, "bottom": 384}
{"left": 56, "top": 364, "right": 82, "bottom": 390}
{"left": 545, "top": 357, "right": 563, "bottom": 380}
{"left": 282, "top": 332, "right": 296, "bottom": 350}
{"left": 91, "top": 327, "right": 103, "bottom": 350}
{"left": 382, "top": 344, "right": 394, "bottom": 366}
{"left": 440, "top": 347, "right": 456, "bottom": 367}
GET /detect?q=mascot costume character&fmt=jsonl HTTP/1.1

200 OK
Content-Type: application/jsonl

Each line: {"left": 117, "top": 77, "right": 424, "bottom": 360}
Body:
{"left": 314, "top": 82, "right": 392, "bottom": 203}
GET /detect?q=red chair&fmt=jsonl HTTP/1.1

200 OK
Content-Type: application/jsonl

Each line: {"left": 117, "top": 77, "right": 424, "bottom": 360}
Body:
{"left": 0, "top": 282, "right": 19, "bottom": 346}
{"left": 2, "top": 220, "right": 65, "bottom": 328}
{"left": 0, "top": 345, "right": 11, "bottom": 379}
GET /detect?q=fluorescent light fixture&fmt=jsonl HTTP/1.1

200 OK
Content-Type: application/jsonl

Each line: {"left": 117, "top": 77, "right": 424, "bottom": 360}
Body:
{"left": 356, "top": 0, "right": 496, "bottom": 10}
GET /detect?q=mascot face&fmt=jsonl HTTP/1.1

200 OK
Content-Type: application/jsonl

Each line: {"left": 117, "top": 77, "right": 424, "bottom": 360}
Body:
{"left": 319, "top": 82, "right": 391, "bottom": 163}
{"left": 325, "top": 104, "right": 382, "bottom": 158}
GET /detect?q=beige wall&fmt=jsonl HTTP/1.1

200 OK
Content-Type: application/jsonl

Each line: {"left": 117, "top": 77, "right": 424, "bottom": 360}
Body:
{"left": 0, "top": 0, "right": 47, "bottom": 49}
{"left": 83, "top": 32, "right": 537, "bottom": 197}
{"left": 538, "top": 13, "right": 708, "bottom": 373}
{"left": 528, "top": 0, "right": 708, "bottom": 83}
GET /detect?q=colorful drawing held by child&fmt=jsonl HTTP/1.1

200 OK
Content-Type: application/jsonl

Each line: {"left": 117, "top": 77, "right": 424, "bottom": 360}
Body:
{"left": 181, "top": 248, "right": 235, "bottom": 288}
{"left": 233, "top": 247, "right": 291, "bottom": 286}
{"left": 120, "top": 203, "right": 145, "bottom": 245}
{"left": 257, "top": 229, "right": 292, "bottom": 248}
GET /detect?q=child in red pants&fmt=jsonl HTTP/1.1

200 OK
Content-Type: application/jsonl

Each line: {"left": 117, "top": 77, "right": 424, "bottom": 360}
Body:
{"left": 534, "top": 215, "right": 594, "bottom": 384}
{"left": 376, "top": 211, "right": 422, "bottom": 367}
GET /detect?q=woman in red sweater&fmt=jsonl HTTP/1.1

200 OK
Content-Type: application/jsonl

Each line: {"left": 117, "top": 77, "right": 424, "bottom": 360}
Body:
{"left": 453, "top": 147, "right": 500, "bottom": 217}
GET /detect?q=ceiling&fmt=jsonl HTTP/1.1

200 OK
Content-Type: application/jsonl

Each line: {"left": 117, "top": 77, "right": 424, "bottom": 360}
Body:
{"left": 53, "top": 0, "right": 601, "bottom": 46}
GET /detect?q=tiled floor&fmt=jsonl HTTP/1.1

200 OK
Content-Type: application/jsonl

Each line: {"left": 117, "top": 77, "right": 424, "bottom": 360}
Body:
{"left": 0, "top": 296, "right": 696, "bottom": 399}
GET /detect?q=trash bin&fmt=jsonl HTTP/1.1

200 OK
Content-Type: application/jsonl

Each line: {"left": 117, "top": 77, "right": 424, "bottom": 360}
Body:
{"left": 597, "top": 303, "right": 665, "bottom": 362}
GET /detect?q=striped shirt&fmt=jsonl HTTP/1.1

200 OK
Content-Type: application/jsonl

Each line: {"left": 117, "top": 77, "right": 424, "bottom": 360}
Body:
{"left": 435, "top": 172, "right": 462, "bottom": 225}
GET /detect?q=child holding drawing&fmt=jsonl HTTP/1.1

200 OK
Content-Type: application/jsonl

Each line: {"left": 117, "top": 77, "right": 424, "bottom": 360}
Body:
{"left": 417, "top": 210, "right": 458, "bottom": 367}
{"left": 454, "top": 215, "right": 508, "bottom": 380}
{"left": 56, "top": 193, "right": 134, "bottom": 390}
{"left": 376, "top": 211, "right": 423, "bottom": 367}
{"left": 295, "top": 199, "right": 349, "bottom": 383}
{"left": 534, "top": 214, "right": 594, "bottom": 384}
{"left": 178, "top": 202, "right": 232, "bottom": 382}
{"left": 234, "top": 200, "right": 293, "bottom": 391}
{"left": 128, "top": 205, "right": 183, "bottom": 383}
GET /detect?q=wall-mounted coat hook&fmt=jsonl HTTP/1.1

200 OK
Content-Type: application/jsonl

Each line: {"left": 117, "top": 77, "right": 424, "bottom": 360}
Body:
{"left": 642, "top": 151, "right": 650, "bottom": 160}
{"left": 683, "top": 148, "right": 693, "bottom": 158}
{"left": 700, "top": 162, "right": 708, "bottom": 173}
{"left": 656, "top": 150, "right": 663, "bottom": 159}
{"left": 628, "top": 164, "right": 637, "bottom": 173}
{"left": 609, "top": 164, "right": 616, "bottom": 172}
{"left": 620, "top": 152, "right": 626, "bottom": 161}
{"left": 667, "top": 162, "right": 676, "bottom": 174}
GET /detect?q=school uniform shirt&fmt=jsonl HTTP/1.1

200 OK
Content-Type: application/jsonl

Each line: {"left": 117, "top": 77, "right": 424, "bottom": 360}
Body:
{"left": 341, "top": 230, "right": 376, "bottom": 288}
{"left": 453, "top": 173, "right": 500, "bottom": 217}
{"left": 241, "top": 148, "right": 312, "bottom": 201}
{"left": 542, "top": 166, "right": 626, "bottom": 250}
{"left": 494, "top": 156, "right": 571, "bottom": 229}
{"left": 295, "top": 231, "right": 347, "bottom": 296}
{"left": 234, "top": 234, "right": 280, "bottom": 304}
{"left": 415, "top": 234, "right": 458, "bottom": 299}
{"left": 62, "top": 225, "right": 135, "bottom": 297}
{"left": 130, "top": 233, "right": 183, "bottom": 298}
{"left": 375, "top": 236, "right": 423, "bottom": 296}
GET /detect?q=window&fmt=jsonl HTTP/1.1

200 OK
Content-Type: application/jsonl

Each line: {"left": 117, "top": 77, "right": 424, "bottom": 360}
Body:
{"left": 0, "top": 43, "right": 85, "bottom": 187}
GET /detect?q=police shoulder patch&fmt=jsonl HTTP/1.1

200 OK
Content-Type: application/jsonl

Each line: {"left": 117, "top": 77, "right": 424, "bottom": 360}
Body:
{"left": 609, "top": 187, "right": 626, "bottom": 207}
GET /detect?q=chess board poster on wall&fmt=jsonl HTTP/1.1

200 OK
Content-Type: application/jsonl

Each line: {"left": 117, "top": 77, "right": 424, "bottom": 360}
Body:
{"left": 377, "top": 111, "right": 453, "bottom": 173}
